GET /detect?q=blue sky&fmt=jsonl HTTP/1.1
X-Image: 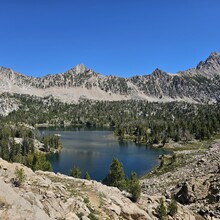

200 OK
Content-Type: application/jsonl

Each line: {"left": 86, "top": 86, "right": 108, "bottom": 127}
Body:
{"left": 0, "top": 0, "right": 220, "bottom": 77}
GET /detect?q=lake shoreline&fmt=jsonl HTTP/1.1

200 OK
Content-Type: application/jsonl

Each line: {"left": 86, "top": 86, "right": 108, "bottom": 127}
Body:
{"left": 39, "top": 128, "right": 170, "bottom": 181}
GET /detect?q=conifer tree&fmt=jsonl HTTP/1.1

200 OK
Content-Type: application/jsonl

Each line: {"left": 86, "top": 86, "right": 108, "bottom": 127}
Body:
{"left": 156, "top": 198, "right": 167, "bottom": 220}
{"left": 103, "top": 158, "right": 125, "bottom": 190}
{"left": 84, "top": 171, "right": 91, "bottom": 180}
{"left": 168, "top": 195, "right": 178, "bottom": 217}
{"left": 128, "top": 172, "right": 141, "bottom": 202}
{"left": 70, "top": 166, "right": 81, "bottom": 178}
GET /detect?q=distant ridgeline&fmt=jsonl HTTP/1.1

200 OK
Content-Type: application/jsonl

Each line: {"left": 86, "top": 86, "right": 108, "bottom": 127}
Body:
{"left": 0, "top": 52, "right": 220, "bottom": 103}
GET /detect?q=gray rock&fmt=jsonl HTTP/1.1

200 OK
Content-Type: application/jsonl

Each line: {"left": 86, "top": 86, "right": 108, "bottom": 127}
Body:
{"left": 1, "top": 52, "right": 220, "bottom": 104}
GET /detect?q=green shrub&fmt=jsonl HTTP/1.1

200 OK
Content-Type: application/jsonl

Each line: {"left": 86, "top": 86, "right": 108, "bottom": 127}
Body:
{"left": 84, "top": 171, "right": 91, "bottom": 180}
{"left": 70, "top": 166, "right": 81, "bottom": 178}
{"left": 14, "top": 167, "right": 26, "bottom": 187}
{"left": 156, "top": 198, "right": 167, "bottom": 220}
{"left": 88, "top": 213, "right": 98, "bottom": 220}
{"left": 102, "top": 158, "right": 125, "bottom": 190}
{"left": 128, "top": 172, "right": 141, "bottom": 202}
{"left": 103, "top": 158, "right": 141, "bottom": 202}
{"left": 168, "top": 196, "right": 178, "bottom": 217}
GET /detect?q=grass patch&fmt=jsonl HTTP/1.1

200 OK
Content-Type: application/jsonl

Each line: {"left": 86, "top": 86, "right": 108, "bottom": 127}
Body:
{"left": 98, "top": 192, "right": 106, "bottom": 208}
{"left": 84, "top": 197, "right": 90, "bottom": 204}
{"left": 67, "top": 187, "right": 82, "bottom": 197}
{"left": 88, "top": 213, "right": 98, "bottom": 220}
{"left": 76, "top": 212, "right": 84, "bottom": 219}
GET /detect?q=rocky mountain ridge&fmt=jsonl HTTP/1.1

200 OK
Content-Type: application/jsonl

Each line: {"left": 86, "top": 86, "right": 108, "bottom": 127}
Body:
{"left": 1, "top": 52, "right": 220, "bottom": 103}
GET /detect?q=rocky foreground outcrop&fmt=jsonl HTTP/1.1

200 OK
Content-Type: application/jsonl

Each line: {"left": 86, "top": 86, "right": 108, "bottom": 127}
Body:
{"left": 141, "top": 140, "right": 220, "bottom": 220}
{"left": 0, "top": 157, "right": 197, "bottom": 219}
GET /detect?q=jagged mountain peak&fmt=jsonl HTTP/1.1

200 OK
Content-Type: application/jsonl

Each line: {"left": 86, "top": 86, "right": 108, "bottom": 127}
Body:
{"left": 0, "top": 66, "right": 14, "bottom": 75}
{"left": 196, "top": 51, "right": 220, "bottom": 70}
{"left": 0, "top": 66, "right": 11, "bottom": 71}
{"left": 72, "top": 64, "right": 87, "bottom": 74}
{"left": 209, "top": 51, "right": 219, "bottom": 57}
{"left": 151, "top": 68, "right": 168, "bottom": 77}
{"left": 0, "top": 66, "right": 31, "bottom": 80}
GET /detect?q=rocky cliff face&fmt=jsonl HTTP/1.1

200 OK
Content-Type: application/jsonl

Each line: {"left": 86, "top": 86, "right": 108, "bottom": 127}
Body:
{"left": 0, "top": 94, "right": 20, "bottom": 116}
{"left": 1, "top": 52, "right": 220, "bottom": 103}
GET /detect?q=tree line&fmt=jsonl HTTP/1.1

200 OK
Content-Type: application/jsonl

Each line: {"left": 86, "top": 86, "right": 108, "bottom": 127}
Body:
{"left": 0, "top": 123, "right": 62, "bottom": 171}
{"left": 2, "top": 93, "right": 220, "bottom": 145}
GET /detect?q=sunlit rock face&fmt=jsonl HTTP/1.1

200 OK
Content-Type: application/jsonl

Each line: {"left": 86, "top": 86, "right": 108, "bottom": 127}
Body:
{"left": 0, "top": 52, "right": 220, "bottom": 103}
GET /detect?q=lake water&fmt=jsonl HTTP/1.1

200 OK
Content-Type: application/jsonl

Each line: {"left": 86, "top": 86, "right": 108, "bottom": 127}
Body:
{"left": 39, "top": 127, "right": 169, "bottom": 181}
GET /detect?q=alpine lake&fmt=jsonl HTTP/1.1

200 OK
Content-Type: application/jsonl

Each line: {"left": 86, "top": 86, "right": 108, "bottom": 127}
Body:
{"left": 38, "top": 127, "right": 170, "bottom": 181}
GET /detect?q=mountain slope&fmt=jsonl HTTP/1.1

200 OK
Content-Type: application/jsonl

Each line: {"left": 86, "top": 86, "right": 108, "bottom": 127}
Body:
{"left": 1, "top": 52, "right": 220, "bottom": 103}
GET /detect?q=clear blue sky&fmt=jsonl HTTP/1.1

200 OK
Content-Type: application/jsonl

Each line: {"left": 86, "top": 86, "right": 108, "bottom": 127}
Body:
{"left": 0, "top": 0, "right": 220, "bottom": 77}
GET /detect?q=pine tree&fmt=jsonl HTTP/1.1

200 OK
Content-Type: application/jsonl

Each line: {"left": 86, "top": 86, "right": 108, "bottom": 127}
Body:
{"left": 128, "top": 172, "right": 141, "bottom": 202}
{"left": 156, "top": 198, "right": 167, "bottom": 220}
{"left": 168, "top": 196, "right": 178, "bottom": 217}
{"left": 84, "top": 171, "right": 91, "bottom": 180}
{"left": 14, "top": 167, "right": 26, "bottom": 187}
{"left": 103, "top": 158, "right": 125, "bottom": 190}
{"left": 70, "top": 166, "right": 81, "bottom": 178}
{"left": 33, "top": 153, "right": 52, "bottom": 171}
